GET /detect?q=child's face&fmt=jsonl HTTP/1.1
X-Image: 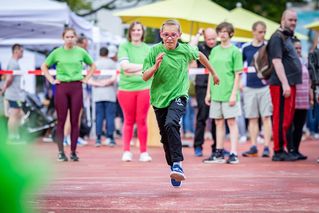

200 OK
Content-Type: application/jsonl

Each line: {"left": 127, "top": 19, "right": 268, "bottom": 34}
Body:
{"left": 294, "top": 42, "right": 302, "bottom": 57}
{"left": 160, "top": 25, "right": 181, "bottom": 50}
{"left": 218, "top": 27, "right": 231, "bottom": 42}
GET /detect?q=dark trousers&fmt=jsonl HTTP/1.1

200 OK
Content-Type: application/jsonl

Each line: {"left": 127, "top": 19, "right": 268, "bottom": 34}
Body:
{"left": 270, "top": 85, "right": 296, "bottom": 153}
{"left": 95, "top": 101, "right": 116, "bottom": 139}
{"left": 291, "top": 109, "right": 307, "bottom": 153}
{"left": 153, "top": 97, "right": 187, "bottom": 166}
{"left": 55, "top": 81, "right": 83, "bottom": 153}
{"left": 193, "top": 86, "right": 216, "bottom": 152}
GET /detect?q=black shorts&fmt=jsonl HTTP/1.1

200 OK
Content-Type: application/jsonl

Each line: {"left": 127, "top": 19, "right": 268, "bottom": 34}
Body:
{"left": 8, "top": 100, "right": 23, "bottom": 109}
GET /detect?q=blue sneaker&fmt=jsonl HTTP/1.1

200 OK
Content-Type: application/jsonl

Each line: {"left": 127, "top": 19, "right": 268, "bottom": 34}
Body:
{"left": 170, "top": 177, "right": 182, "bottom": 187}
{"left": 194, "top": 147, "right": 203, "bottom": 157}
{"left": 170, "top": 163, "right": 186, "bottom": 182}
{"left": 262, "top": 147, "right": 270, "bottom": 158}
{"left": 170, "top": 166, "right": 182, "bottom": 188}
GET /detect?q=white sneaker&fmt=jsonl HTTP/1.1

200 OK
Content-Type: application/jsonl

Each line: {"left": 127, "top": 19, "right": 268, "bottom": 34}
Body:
{"left": 257, "top": 135, "right": 265, "bottom": 144}
{"left": 239, "top": 136, "right": 247, "bottom": 144}
{"left": 313, "top": 133, "right": 319, "bottom": 140}
{"left": 103, "top": 138, "right": 116, "bottom": 147}
{"left": 139, "top": 152, "right": 152, "bottom": 162}
{"left": 122, "top": 151, "right": 133, "bottom": 162}
{"left": 77, "top": 137, "right": 88, "bottom": 146}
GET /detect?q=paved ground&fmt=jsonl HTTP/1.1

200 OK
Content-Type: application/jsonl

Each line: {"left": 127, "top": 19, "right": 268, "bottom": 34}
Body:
{"left": 32, "top": 138, "right": 319, "bottom": 212}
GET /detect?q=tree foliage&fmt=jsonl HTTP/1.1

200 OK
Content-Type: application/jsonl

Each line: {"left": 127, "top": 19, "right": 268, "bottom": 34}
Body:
{"left": 55, "top": 0, "right": 310, "bottom": 21}
{"left": 55, "top": 0, "right": 92, "bottom": 12}
{"left": 55, "top": 0, "right": 149, "bottom": 16}
{"left": 213, "top": 0, "right": 307, "bottom": 22}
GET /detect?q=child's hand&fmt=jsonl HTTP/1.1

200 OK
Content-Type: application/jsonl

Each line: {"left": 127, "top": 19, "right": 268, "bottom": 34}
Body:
{"left": 212, "top": 74, "right": 220, "bottom": 85}
{"left": 155, "top": 53, "right": 165, "bottom": 70}
{"left": 205, "top": 94, "right": 211, "bottom": 106}
{"left": 229, "top": 95, "right": 236, "bottom": 107}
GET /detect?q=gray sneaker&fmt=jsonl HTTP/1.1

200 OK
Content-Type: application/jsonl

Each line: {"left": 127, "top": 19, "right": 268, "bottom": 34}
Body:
{"left": 203, "top": 152, "right": 225, "bottom": 164}
{"left": 57, "top": 152, "right": 68, "bottom": 162}
{"left": 226, "top": 153, "right": 239, "bottom": 164}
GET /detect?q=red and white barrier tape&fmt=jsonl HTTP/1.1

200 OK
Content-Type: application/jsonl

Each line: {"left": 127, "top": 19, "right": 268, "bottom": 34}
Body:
{"left": 0, "top": 68, "right": 208, "bottom": 76}
{"left": 243, "top": 66, "right": 256, "bottom": 73}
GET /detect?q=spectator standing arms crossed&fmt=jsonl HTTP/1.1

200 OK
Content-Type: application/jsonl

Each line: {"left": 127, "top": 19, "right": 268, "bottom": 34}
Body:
{"left": 117, "top": 21, "right": 152, "bottom": 162}
{"left": 41, "top": 28, "right": 96, "bottom": 162}
{"left": 142, "top": 20, "right": 219, "bottom": 187}
{"left": 91, "top": 47, "right": 117, "bottom": 147}
{"left": 268, "top": 9, "right": 302, "bottom": 161}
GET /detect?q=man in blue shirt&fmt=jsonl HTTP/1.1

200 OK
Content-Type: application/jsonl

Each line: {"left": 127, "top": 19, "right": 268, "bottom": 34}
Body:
{"left": 241, "top": 21, "right": 272, "bottom": 158}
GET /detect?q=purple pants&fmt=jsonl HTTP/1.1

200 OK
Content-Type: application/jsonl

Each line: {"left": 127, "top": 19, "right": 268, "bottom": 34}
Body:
{"left": 55, "top": 81, "right": 83, "bottom": 152}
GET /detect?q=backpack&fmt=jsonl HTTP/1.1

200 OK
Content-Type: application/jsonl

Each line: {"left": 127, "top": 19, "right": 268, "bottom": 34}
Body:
{"left": 308, "top": 48, "right": 319, "bottom": 86}
{"left": 252, "top": 31, "right": 286, "bottom": 80}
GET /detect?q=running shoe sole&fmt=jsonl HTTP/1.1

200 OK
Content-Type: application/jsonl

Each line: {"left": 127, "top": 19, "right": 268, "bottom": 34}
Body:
{"left": 170, "top": 172, "right": 186, "bottom": 182}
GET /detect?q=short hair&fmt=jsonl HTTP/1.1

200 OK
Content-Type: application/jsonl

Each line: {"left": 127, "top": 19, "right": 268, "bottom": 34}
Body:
{"left": 12, "top": 43, "right": 23, "bottom": 53}
{"left": 282, "top": 9, "right": 297, "bottom": 21}
{"left": 252, "top": 21, "right": 267, "bottom": 31}
{"left": 62, "top": 27, "right": 77, "bottom": 38}
{"left": 127, "top": 21, "right": 145, "bottom": 42}
{"left": 292, "top": 36, "right": 300, "bottom": 43}
{"left": 77, "top": 35, "right": 88, "bottom": 45}
{"left": 160, "top": 19, "right": 181, "bottom": 32}
{"left": 216, "top": 22, "right": 234, "bottom": 38}
{"left": 99, "top": 47, "right": 109, "bottom": 57}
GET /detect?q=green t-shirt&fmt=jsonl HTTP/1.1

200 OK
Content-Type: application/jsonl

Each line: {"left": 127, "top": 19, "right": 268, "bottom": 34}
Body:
{"left": 45, "top": 46, "right": 93, "bottom": 82}
{"left": 143, "top": 43, "right": 199, "bottom": 108}
{"left": 118, "top": 42, "right": 151, "bottom": 91}
{"left": 209, "top": 44, "right": 243, "bottom": 102}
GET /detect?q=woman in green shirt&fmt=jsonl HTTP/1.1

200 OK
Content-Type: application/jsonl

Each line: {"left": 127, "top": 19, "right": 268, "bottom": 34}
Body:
{"left": 117, "top": 22, "right": 152, "bottom": 162}
{"left": 41, "top": 28, "right": 96, "bottom": 162}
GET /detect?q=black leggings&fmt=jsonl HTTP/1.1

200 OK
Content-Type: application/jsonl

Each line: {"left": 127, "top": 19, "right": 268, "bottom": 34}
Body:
{"left": 292, "top": 109, "right": 307, "bottom": 153}
{"left": 55, "top": 81, "right": 83, "bottom": 153}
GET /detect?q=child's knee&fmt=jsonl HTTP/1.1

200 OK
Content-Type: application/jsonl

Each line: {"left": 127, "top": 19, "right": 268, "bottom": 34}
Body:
{"left": 227, "top": 118, "right": 237, "bottom": 126}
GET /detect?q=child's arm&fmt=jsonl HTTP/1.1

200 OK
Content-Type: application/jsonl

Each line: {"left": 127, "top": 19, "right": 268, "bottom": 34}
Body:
{"left": 229, "top": 72, "right": 241, "bottom": 106}
{"left": 142, "top": 53, "right": 165, "bottom": 81}
{"left": 198, "top": 52, "right": 219, "bottom": 85}
{"left": 205, "top": 74, "right": 211, "bottom": 106}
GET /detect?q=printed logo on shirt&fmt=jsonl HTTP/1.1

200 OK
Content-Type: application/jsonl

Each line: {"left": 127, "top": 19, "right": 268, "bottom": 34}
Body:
{"left": 175, "top": 97, "right": 184, "bottom": 106}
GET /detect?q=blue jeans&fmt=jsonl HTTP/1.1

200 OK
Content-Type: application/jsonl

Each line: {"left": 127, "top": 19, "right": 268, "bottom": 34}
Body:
{"left": 95, "top": 101, "right": 116, "bottom": 139}
{"left": 182, "top": 98, "right": 194, "bottom": 133}
{"left": 307, "top": 101, "right": 319, "bottom": 134}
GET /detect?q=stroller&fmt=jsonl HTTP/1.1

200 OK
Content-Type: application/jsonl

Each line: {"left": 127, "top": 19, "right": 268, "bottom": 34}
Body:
{"left": 20, "top": 92, "right": 56, "bottom": 138}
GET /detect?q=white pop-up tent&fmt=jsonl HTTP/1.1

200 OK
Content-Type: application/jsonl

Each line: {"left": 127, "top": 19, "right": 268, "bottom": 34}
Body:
{"left": 0, "top": 0, "right": 94, "bottom": 44}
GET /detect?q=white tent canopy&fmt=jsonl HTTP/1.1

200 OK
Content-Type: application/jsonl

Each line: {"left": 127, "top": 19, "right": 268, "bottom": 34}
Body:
{"left": 0, "top": 0, "right": 94, "bottom": 44}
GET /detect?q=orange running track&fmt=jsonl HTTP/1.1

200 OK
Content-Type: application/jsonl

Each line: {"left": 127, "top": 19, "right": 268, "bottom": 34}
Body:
{"left": 33, "top": 138, "right": 319, "bottom": 212}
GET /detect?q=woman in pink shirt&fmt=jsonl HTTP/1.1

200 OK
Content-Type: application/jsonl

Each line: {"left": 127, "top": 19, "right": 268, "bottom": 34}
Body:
{"left": 290, "top": 38, "right": 313, "bottom": 160}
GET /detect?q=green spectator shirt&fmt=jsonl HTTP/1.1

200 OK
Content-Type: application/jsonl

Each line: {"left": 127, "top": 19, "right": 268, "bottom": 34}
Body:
{"left": 45, "top": 46, "right": 93, "bottom": 82}
{"left": 118, "top": 42, "right": 151, "bottom": 91}
{"left": 143, "top": 42, "right": 199, "bottom": 108}
{"left": 209, "top": 44, "right": 243, "bottom": 102}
